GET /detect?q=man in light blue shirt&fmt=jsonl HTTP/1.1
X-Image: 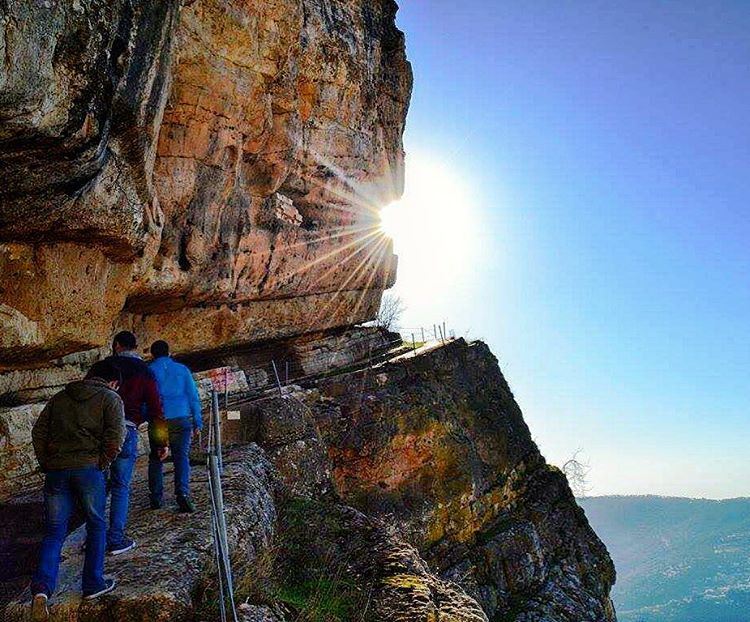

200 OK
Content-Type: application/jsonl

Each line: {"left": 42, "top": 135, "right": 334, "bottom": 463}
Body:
{"left": 147, "top": 340, "right": 203, "bottom": 513}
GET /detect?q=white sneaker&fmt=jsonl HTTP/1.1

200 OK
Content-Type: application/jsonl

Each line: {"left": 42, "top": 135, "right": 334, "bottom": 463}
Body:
{"left": 31, "top": 593, "right": 49, "bottom": 621}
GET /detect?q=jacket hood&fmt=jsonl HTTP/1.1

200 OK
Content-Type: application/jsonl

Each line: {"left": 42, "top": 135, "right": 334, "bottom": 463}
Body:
{"left": 65, "top": 379, "right": 113, "bottom": 402}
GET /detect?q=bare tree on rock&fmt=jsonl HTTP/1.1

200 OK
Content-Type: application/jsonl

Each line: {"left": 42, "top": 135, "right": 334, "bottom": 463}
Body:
{"left": 562, "top": 449, "right": 592, "bottom": 498}
{"left": 376, "top": 293, "right": 405, "bottom": 332}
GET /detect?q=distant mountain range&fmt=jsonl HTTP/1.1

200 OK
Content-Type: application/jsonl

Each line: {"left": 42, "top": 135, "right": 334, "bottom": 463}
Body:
{"left": 579, "top": 496, "right": 750, "bottom": 622}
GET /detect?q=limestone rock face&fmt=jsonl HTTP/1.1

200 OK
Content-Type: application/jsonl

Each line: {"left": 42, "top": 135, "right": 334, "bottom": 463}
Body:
{"left": 311, "top": 340, "right": 617, "bottom": 621}
{"left": 0, "top": 0, "right": 411, "bottom": 370}
{"left": 0, "top": 404, "right": 44, "bottom": 499}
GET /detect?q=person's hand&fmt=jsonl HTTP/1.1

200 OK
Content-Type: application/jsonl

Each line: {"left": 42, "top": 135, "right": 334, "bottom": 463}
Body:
{"left": 157, "top": 446, "right": 169, "bottom": 462}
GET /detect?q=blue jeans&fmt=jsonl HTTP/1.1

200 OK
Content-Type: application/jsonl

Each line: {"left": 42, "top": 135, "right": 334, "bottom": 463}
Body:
{"left": 32, "top": 467, "right": 107, "bottom": 596}
{"left": 107, "top": 426, "right": 138, "bottom": 548}
{"left": 149, "top": 417, "right": 193, "bottom": 502}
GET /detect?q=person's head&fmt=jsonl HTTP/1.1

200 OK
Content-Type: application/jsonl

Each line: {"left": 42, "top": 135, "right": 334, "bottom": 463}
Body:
{"left": 112, "top": 330, "right": 137, "bottom": 355}
{"left": 150, "top": 340, "right": 170, "bottom": 359}
{"left": 86, "top": 360, "right": 122, "bottom": 391}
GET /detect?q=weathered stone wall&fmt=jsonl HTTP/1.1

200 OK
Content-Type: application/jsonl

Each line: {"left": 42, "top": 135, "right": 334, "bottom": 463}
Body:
{"left": 0, "top": 0, "right": 411, "bottom": 371}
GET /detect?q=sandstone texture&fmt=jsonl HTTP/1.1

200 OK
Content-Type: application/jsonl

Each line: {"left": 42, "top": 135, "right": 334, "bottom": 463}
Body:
{"left": 0, "top": 403, "right": 44, "bottom": 499}
{"left": 0, "top": 0, "right": 411, "bottom": 370}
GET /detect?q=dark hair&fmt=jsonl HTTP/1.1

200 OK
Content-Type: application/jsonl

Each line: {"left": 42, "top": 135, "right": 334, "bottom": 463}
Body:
{"left": 113, "top": 330, "right": 137, "bottom": 350}
{"left": 150, "top": 340, "right": 170, "bottom": 359}
{"left": 86, "top": 360, "right": 122, "bottom": 384}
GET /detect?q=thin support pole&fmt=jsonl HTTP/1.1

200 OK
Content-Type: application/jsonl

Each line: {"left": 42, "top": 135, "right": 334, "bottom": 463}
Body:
{"left": 224, "top": 368, "right": 229, "bottom": 417}
{"left": 411, "top": 333, "right": 417, "bottom": 357}
{"left": 421, "top": 327, "right": 425, "bottom": 343}
{"left": 285, "top": 361, "right": 289, "bottom": 385}
{"left": 271, "top": 360, "right": 283, "bottom": 397}
{"left": 208, "top": 455, "right": 238, "bottom": 622}
{"left": 438, "top": 325, "right": 445, "bottom": 344}
{"left": 212, "top": 390, "right": 223, "bottom": 472}
{"left": 443, "top": 322, "right": 447, "bottom": 342}
{"left": 211, "top": 516, "right": 227, "bottom": 622}
{"left": 433, "top": 324, "right": 437, "bottom": 341}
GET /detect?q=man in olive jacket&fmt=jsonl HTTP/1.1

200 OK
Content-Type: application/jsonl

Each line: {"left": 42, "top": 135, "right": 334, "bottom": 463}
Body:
{"left": 29, "top": 360, "right": 126, "bottom": 619}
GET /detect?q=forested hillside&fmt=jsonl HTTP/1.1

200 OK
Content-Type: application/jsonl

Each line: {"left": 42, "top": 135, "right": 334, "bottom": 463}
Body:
{"left": 581, "top": 496, "right": 750, "bottom": 622}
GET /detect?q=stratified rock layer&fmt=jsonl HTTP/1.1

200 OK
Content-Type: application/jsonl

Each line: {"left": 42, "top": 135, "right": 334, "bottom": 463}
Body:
{"left": 0, "top": 0, "right": 411, "bottom": 369}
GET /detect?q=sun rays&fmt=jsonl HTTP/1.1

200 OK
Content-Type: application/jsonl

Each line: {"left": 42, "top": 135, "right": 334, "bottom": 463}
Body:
{"left": 258, "top": 147, "right": 402, "bottom": 332}
{"left": 256, "top": 145, "right": 479, "bottom": 336}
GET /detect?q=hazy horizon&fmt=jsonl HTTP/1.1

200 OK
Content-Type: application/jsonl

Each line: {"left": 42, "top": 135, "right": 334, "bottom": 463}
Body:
{"left": 584, "top": 493, "right": 750, "bottom": 501}
{"left": 387, "top": 1, "right": 750, "bottom": 499}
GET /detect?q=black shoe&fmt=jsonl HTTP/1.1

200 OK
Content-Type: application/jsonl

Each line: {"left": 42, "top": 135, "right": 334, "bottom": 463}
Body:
{"left": 176, "top": 496, "right": 196, "bottom": 513}
{"left": 82, "top": 577, "right": 116, "bottom": 600}
{"left": 149, "top": 498, "right": 162, "bottom": 510}
{"left": 31, "top": 592, "right": 49, "bottom": 621}
{"left": 107, "top": 537, "right": 136, "bottom": 556}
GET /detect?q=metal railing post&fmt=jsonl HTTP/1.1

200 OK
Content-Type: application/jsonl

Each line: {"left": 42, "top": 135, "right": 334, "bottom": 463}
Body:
{"left": 212, "top": 389, "right": 223, "bottom": 472}
{"left": 271, "top": 360, "right": 283, "bottom": 397}
{"left": 208, "top": 453, "right": 238, "bottom": 622}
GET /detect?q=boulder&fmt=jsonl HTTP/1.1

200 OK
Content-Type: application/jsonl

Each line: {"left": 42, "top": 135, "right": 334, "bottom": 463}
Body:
{"left": 311, "top": 339, "right": 617, "bottom": 621}
{"left": 243, "top": 396, "right": 335, "bottom": 499}
{"left": 0, "top": 404, "right": 43, "bottom": 498}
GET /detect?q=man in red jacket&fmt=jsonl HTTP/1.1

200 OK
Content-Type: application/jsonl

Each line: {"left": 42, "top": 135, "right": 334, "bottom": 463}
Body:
{"left": 105, "top": 331, "right": 168, "bottom": 555}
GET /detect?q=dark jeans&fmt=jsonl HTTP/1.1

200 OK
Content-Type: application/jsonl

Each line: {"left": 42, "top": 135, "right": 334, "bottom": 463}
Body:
{"left": 32, "top": 467, "right": 107, "bottom": 596}
{"left": 149, "top": 417, "right": 193, "bottom": 502}
{"left": 107, "top": 426, "right": 138, "bottom": 547}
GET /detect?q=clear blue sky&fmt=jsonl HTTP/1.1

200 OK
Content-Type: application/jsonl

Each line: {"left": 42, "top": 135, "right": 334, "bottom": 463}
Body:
{"left": 392, "top": 1, "right": 750, "bottom": 498}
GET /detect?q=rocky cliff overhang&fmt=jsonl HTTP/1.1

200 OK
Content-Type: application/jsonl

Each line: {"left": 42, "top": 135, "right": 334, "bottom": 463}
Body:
{"left": 0, "top": 0, "right": 412, "bottom": 371}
